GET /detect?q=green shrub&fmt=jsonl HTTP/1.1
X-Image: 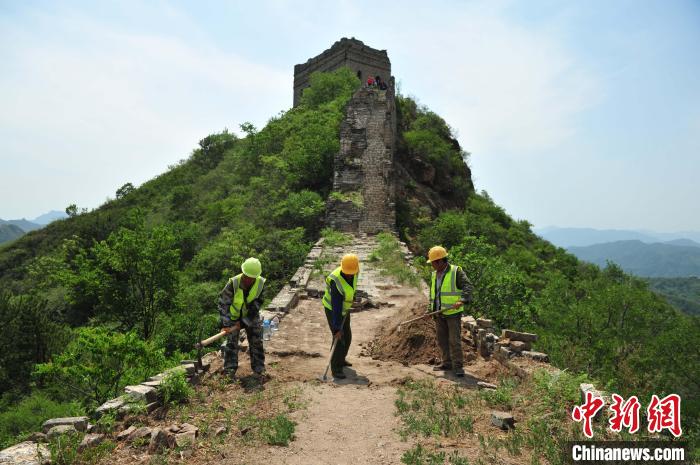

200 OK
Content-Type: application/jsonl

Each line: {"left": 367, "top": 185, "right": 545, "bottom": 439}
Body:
{"left": 369, "top": 232, "right": 421, "bottom": 288}
{"left": 34, "top": 328, "right": 167, "bottom": 408}
{"left": 159, "top": 369, "right": 193, "bottom": 406}
{"left": 259, "top": 414, "right": 296, "bottom": 446}
{"left": 0, "top": 392, "right": 83, "bottom": 449}
{"left": 321, "top": 228, "right": 352, "bottom": 247}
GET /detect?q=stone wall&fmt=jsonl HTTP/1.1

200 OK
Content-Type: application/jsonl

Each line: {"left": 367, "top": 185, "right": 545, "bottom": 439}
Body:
{"left": 326, "top": 85, "right": 396, "bottom": 234}
{"left": 293, "top": 37, "right": 391, "bottom": 107}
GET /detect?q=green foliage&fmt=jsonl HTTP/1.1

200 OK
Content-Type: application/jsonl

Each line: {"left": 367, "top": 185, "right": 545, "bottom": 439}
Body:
{"left": 0, "top": 392, "right": 83, "bottom": 449}
{"left": 259, "top": 414, "right": 296, "bottom": 446}
{"left": 321, "top": 227, "right": 352, "bottom": 247}
{"left": 369, "top": 232, "right": 421, "bottom": 288}
{"left": 300, "top": 67, "right": 359, "bottom": 109}
{"left": 328, "top": 190, "right": 363, "bottom": 207}
{"left": 395, "top": 379, "right": 475, "bottom": 440}
{"left": 479, "top": 377, "right": 519, "bottom": 409}
{"left": 0, "top": 293, "right": 70, "bottom": 395}
{"left": 72, "top": 216, "right": 180, "bottom": 339}
{"left": 646, "top": 276, "right": 700, "bottom": 316}
{"left": 396, "top": 95, "right": 472, "bottom": 203}
{"left": 159, "top": 369, "right": 193, "bottom": 406}
{"left": 34, "top": 327, "right": 167, "bottom": 407}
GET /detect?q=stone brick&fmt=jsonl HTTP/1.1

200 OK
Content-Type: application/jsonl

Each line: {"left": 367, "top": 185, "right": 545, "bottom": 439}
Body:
{"left": 42, "top": 417, "right": 88, "bottom": 434}
{"left": 0, "top": 441, "right": 50, "bottom": 465}
{"left": 491, "top": 411, "right": 515, "bottom": 430}
{"left": 124, "top": 384, "right": 158, "bottom": 403}
{"left": 522, "top": 351, "right": 549, "bottom": 363}
{"left": 501, "top": 329, "right": 538, "bottom": 342}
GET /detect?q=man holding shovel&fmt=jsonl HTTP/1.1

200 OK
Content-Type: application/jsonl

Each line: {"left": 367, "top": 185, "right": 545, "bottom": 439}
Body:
{"left": 322, "top": 254, "right": 360, "bottom": 380}
{"left": 425, "top": 246, "right": 472, "bottom": 377}
{"left": 218, "top": 257, "right": 267, "bottom": 380}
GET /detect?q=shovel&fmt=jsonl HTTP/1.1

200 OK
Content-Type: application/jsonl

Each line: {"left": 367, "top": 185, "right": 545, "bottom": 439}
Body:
{"left": 397, "top": 310, "right": 441, "bottom": 332}
{"left": 318, "top": 314, "right": 348, "bottom": 382}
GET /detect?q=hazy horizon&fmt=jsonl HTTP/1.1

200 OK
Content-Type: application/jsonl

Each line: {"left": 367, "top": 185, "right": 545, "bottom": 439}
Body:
{"left": 1, "top": 1, "right": 698, "bottom": 230}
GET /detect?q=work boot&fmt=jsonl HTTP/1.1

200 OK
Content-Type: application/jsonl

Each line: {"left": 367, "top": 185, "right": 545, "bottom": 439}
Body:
{"left": 332, "top": 371, "right": 346, "bottom": 379}
{"left": 454, "top": 367, "right": 465, "bottom": 377}
{"left": 342, "top": 360, "right": 352, "bottom": 367}
{"left": 433, "top": 364, "right": 451, "bottom": 371}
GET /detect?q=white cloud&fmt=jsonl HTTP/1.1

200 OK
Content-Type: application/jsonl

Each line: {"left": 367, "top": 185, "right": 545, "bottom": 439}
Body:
{"left": 0, "top": 6, "right": 288, "bottom": 218}
{"left": 389, "top": 3, "right": 601, "bottom": 154}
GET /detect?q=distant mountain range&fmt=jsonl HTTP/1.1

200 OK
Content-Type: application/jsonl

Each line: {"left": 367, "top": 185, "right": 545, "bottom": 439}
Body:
{"left": 535, "top": 226, "right": 700, "bottom": 248}
{"left": 0, "top": 210, "right": 68, "bottom": 245}
{"left": 568, "top": 240, "right": 700, "bottom": 278}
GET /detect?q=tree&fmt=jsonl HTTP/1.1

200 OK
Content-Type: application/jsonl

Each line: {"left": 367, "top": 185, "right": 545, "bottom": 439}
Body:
{"left": 0, "top": 293, "right": 69, "bottom": 395}
{"left": 34, "top": 327, "right": 166, "bottom": 407}
{"left": 115, "top": 182, "right": 135, "bottom": 200}
{"left": 65, "top": 204, "right": 78, "bottom": 217}
{"left": 63, "top": 217, "right": 181, "bottom": 339}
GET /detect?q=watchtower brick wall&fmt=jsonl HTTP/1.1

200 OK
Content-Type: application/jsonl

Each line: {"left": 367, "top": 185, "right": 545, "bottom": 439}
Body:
{"left": 293, "top": 38, "right": 392, "bottom": 107}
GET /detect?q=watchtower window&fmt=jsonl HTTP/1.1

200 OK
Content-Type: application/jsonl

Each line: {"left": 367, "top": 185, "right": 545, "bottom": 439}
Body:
{"left": 357, "top": 70, "right": 362, "bottom": 80}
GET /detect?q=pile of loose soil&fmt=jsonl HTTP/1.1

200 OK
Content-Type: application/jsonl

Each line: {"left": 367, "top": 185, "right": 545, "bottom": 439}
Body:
{"left": 367, "top": 300, "right": 478, "bottom": 366}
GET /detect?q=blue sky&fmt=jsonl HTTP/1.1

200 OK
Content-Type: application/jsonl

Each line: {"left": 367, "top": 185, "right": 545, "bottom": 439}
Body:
{"left": 1, "top": 0, "right": 698, "bottom": 230}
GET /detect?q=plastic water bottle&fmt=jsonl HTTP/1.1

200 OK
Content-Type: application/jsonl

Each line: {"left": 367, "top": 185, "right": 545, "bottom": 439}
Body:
{"left": 271, "top": 316, "right": 279, "bottom": 332}
{"left": 263, "top": 319, "right": 271, "bottom": 341}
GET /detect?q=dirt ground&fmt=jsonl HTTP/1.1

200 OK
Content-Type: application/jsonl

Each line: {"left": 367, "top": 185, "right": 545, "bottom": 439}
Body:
{"left": 100, "top": 249, "right": 529, "bottom": 465}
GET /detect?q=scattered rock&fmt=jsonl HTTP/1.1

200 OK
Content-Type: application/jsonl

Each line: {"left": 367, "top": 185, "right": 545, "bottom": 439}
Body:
{"left": 501, "top": 330, "right": 538, "bottom": 343}
{"left": 78, "top": 434, "right": 104, "bottom": 451}
{"left": 522, "top": 350, "right": 549, "bottom": 362}
{"left": 509, "top": 340, "right": 531, "bottom": 353}
{"left": 128, "top": 426, "right": 153, "bottom": 443}
{"left": 47, "top": 425, "right": 78, "bottom": 439}
{"left": 148, "top": 428, "right": 169, "bottom": 454}
{"left": 180, "top": 449, "right": 193, "bottom": 459}
{"left": 175, "top": 430, "right": 196, "bottom": 448}
{"left": 179, "top": 423, "right": 198, "bottom": 435}
{"left": 145, "top": 402, "right": 159, "bottom": 413}
{"left": 125, "top": 384, "right": 158, "bottom": 403}
{"left": 116, "top": 426, "right": 136, "bottom": 441}
{"left": 491, "top": 411, "right": 515, "bottom": 430}
{"left": 42, "top": 416, "right": 88, "bottom": 434}
{"left": 476, "top": 318, "right": 493, "bottom": 328}
{"left": 477, "top": 381, "right": 497, "bottom": 390}
{"left": 213, "top": 426, "right": 227, "bottom": 437}
{"left": 95, "top": 396, "right": 126, "bottom": 418}
{"left": 0, "top": 441, "right": 50, "bottom": 465}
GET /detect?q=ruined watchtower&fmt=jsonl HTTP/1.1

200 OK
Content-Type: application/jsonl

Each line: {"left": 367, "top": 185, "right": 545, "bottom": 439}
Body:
{"left": 293, "top": 37, "right": 392, "bottom": 107}
{"left": 294, "top": 38, "right": 397, "bottom": 235}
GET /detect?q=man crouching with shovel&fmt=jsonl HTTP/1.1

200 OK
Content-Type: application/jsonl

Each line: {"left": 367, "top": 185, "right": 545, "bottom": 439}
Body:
{"left": 218, "top": 257, "right": 267, "bottom": 381}
{"left": 321, "top": 254, "right": 360, "bottom": 380}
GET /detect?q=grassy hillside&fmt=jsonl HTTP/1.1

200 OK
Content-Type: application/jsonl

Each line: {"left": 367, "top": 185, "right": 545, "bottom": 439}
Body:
{"left": 0, "top": 224, "right": 25, "bottom": 245}
{"left": 569, "top": 240, "right": 700, "bottom": 277}
{"left": 647, "top": 276, "right": 700, "bottom": 316}
{"left": 0, "top": 72, "right": 698, "bottom": 451}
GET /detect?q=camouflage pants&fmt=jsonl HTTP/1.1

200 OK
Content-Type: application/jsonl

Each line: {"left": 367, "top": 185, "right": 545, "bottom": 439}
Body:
{"left": 222, "top": 316, "right": 265, "bottom": 375}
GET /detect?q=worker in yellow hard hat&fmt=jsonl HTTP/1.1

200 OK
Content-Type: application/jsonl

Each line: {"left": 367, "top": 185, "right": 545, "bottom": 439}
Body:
{"left": 218, "top": 257, "right": 267, "bottom": 380}
{"left": 425, "top": 246, "right": 473, "bottom": 377}
{"left": 322, "top": 253, "right": 360, "bottom": 379}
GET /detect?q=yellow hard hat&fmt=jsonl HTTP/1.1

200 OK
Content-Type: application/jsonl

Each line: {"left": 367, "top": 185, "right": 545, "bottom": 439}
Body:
{"left": 427, "top": 246, "right": 448, "bottom": 263}
{"left": 241, "top": 257, "right": 262, "bottom": 278}
{"left": 340, "top": 254, "right": 360, "bottom": 275}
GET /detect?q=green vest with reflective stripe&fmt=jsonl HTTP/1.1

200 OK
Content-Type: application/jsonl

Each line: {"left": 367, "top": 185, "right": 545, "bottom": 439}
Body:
{"left": 322, "top": 267, "right": 358, "bottom": 316}
{"left": 430, "top": 264, "right": 462, "bottom": 315}
{"left": 229, "top": 274, "right": 265, "bottom": 319}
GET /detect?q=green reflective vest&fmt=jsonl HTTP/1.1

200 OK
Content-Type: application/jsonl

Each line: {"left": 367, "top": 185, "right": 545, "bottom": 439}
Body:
{"left": 228, "top": 274, "right": 265, "bottom": 320}
{"left": 430, "top": 264, "right": 463, "bottom": 315}
{"left": 322, "top": 267, "right": 358, "bottom": 316}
